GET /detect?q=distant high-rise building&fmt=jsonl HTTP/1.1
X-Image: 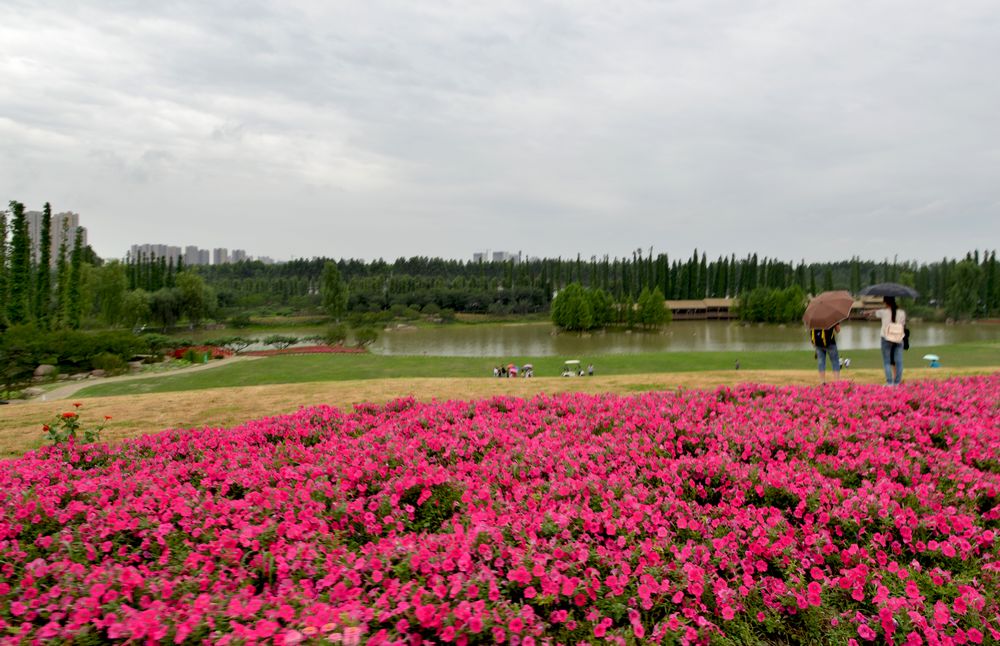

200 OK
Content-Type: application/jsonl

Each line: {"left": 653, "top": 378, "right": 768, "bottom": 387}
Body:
{"left": 231, "top": 249, "right": 247, "bottom": 263}
{"left": 25, "top": 210, "right": 87, "bottom": 266}
{"left": 129, "top": 243, "right": 181, "bottom": 265}
{"left": 184, "top": 245, "right": 201, "bottom": 266}
{"left": 473, "top": 252, "right": 487, "bottom": 263}
{"left": 213, "top": 248, "right": 229, "bottom": 265}
{"left": 492, "top": 251, "right": 515, "bottom": 263}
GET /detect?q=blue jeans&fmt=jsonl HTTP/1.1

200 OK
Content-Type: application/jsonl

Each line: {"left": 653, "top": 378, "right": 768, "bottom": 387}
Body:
{"left": 881, "top": 338, "right": 903, "bottom": 385}
{"left": 817, "top": 343, "right": 840, "bottom": 375}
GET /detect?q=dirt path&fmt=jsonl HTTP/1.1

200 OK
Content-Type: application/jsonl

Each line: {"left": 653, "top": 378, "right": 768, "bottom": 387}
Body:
{"left": 31, "top": 355, "right": 262, "bottom": 402}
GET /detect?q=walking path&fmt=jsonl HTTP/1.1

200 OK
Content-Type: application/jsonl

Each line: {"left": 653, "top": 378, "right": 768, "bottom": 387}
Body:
{"left": 32, "top": 355, "right": 261, "bottom": 402}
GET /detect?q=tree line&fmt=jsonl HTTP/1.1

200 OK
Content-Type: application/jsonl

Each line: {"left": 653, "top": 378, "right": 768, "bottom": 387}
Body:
{"left": 4, "top": 200, "right": 999, "bottom": 332}
{"left": 183, "top": 249, "right": 999, "bottom": 321}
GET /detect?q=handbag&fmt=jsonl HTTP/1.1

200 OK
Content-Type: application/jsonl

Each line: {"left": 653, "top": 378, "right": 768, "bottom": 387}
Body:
{"left": 885, "top": 321, "right": 905, "bottom": 344}
{"left": 903, "top": 327, "right": 910, "bottom": 351}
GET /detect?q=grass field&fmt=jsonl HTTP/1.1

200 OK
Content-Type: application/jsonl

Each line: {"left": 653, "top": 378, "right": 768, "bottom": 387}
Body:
{"left": 2, "top": 341, "right": 997, "bottom": 459}
{"left": 69, "top": 342, "right": 1000, "bottom": 397}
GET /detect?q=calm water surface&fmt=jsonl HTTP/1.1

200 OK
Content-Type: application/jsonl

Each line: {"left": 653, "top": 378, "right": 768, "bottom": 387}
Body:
{"left": 370, "top": 321, "right": 999, "bottom": 357}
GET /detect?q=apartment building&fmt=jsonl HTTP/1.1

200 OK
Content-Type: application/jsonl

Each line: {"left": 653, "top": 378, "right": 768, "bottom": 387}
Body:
{"left": 25, "top": 210, "right": 88, "bottom": 266}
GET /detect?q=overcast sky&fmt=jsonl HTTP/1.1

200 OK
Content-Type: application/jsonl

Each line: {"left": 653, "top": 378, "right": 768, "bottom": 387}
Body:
{"left": 2, "top": 1, "right": 998, "bottom": 264}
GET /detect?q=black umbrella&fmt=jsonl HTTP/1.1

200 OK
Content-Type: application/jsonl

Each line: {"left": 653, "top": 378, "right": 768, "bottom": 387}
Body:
{"left": 858, "top": 282, "right": 919, "bottom": 299}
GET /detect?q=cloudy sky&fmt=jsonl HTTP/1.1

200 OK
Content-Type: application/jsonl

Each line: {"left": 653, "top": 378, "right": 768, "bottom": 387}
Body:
{"left": 2, "top": 1, "right": 998, "bottom": 264}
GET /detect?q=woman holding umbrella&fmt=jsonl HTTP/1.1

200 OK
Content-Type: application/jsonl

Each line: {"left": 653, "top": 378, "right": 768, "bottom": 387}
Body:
{"left": 859, "top": 283, "right": 916, "bottom": 386}
{"left": 869, "top": 296, "right": 907, "bottom": 385}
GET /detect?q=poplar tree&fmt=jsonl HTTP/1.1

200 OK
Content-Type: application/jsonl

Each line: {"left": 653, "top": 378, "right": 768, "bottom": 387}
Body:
{"left": 54, "top": 221, "right": 70, "bottom": 328}
{"left": 321, "top": 261, "right": 348, "bottom": 321}
{"left": 6, "top": 201, "right": 32, "bottom": 325}
{"left": 67, "top": 226, "right": 84, "bottom": 329}
{"left": 34, "top": 202, "right": 53, "bottom": 328}
{"left": 0, "top": 208, "right": 8, "bottom": 329}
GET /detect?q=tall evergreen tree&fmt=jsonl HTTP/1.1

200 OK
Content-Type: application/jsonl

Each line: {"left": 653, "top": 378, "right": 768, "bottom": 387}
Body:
{"left": 0, "top": 208, "right": 9, "bottom": 329}
{"left": 67, "top": 226, "right": 84, "bottom": 329}
{"left": 34, "top": 202, "right": 53, "bottom": 328}
{"left": 54, "top": 221, "right": 70, "bottom": 328}
{"left": 6, "top": 201, "right": 32, "bottom": 325}
{"left": 321, "top": 261, "right": 348, "bottom": 321}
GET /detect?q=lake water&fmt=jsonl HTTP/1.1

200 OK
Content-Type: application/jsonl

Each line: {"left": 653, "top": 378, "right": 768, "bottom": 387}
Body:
{"left": 369, "top": 321, "right": 999, "bottom": 356}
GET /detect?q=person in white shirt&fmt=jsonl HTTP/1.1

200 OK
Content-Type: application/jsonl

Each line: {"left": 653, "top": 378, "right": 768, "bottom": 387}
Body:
{"left": 870, "top": 296, "right": 906, "bottom": 385}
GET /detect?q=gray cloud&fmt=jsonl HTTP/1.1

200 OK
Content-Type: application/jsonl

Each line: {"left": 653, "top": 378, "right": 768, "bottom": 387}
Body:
{"left": 2, "top": 0, "right": 998, "bottom": 263}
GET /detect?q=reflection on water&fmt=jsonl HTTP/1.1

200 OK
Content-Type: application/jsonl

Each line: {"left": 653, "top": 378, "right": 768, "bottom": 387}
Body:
{"left": 371, "top": 321, "right": 1000, "bottom": 357}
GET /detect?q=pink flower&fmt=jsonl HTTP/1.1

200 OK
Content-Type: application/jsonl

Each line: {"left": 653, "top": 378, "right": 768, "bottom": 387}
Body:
{"left": 857, "top": 623, "right": 876, "bottom": 641}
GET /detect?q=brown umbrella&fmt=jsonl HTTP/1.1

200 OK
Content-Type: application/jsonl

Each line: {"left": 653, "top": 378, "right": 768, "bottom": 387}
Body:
{"left": 802, "top": 290, "right": 854, "bottom": 329}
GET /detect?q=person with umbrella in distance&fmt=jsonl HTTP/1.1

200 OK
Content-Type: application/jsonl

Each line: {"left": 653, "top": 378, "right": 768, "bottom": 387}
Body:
{"left": 860, "top": 283, "right": 916, "bottom": 386}
{"left": 803, "top": 291, "right": 854, "bottom": 384}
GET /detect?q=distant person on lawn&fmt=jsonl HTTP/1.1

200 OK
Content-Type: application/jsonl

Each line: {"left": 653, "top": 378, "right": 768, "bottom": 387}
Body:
{"left": 811, "top": 324, "right": 840, "bottom": 384}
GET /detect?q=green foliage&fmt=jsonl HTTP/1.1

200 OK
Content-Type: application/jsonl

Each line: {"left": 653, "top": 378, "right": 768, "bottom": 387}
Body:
{"left": 0, "top": 325, "right": 149, "bottom": 391}
{"left": 324, "top": 323, "right": 348, "bottom": 346}
{"left": 321, "top": 261, "right": 348, "bottom": 321}
{"left": 588, "top": 288, "right": 615, "bottom": 328}
{"left": 0, "top": 325, "right": 37, "bottom": 396}
{"left": 121, "top": 288, "right": 151, "bottom": 329}
{"left": 6, "top": 201, "right": 32, "bottom": 325}
{"left": 34, "top": 203, "right": 52, "bottom": 328}
{"left": 176, "top": 271, "right": 216, "bottom": 325}
{"left": 43, "top": 404, "right": 107, "bottom": 444}
{"left": 262, "top": 334, "right": 298, "bottom": 350}
{"left": 551, "top": 282, "right": 593, "bottom": 331}
{"left": 139, "top": 332, "right": 174, "bottom": 357}
{"left": 90, "top": 352, "right": 128, "bottom": 374}
{"left": 228, "top": 313, "right": 252, "bottom": 328}
{"left": 0, "top": 208, "right": 8, "bottom": 331}
{"left": 636, "top": 286, "right": 671, "bottom": 328}
{"left": 946, "top": 259, "right": 983, "bottom": 319}
{"left": 91, "top": 260, "right": 129, "bottom": 327}
{"left": 149, "top": 287, "right": 182, "bottom": 329}
{"left": 53, "top": 225, "right": 70, "bottom": 329}
{"left": 66, "top": 226, "right": 84, "bottom": 329}
{"left": 737, "top": 286, "right": 806, "bottom": 323}
{"left": 353, "top": 326, "right": 378, "bottom": 347}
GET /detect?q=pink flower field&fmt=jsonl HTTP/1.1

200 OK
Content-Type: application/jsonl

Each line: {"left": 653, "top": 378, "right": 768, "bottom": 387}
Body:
{"left": 2, "top": 375, "right": 1000, "bottom": 645}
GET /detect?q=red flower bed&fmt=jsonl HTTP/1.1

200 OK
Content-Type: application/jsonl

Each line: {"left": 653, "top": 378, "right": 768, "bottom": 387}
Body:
{"left": 2, "top": 376, "right": 999, "bottom": 644}
{"left": 245, "top": 345, "right": 367, "bottom": 356}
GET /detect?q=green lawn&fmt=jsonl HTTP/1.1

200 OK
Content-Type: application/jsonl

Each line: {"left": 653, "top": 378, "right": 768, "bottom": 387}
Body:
{"left": 75, "top": 342, "right": 1000, "bottom": 397}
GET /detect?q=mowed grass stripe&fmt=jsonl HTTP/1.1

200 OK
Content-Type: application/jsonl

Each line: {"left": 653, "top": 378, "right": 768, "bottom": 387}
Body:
{"left": 74, "top": 343, "right": 1000, "bottom": 397}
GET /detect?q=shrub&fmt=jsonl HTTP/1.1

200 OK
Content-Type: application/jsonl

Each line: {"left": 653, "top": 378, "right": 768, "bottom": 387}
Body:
{"left": 325, "top": 323, "right": 348, "bottom": 346}
{"left": 262, "top": 335, "right": 298, "bottom": 350}
{"left": 90, "top": 352, "right": 128, "bottom": 375}
{"left": 229, "top": 314, "right": 252, "bottom": 328}
{"left": 353, "top": 326, "right": 378, "bottom": 347}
